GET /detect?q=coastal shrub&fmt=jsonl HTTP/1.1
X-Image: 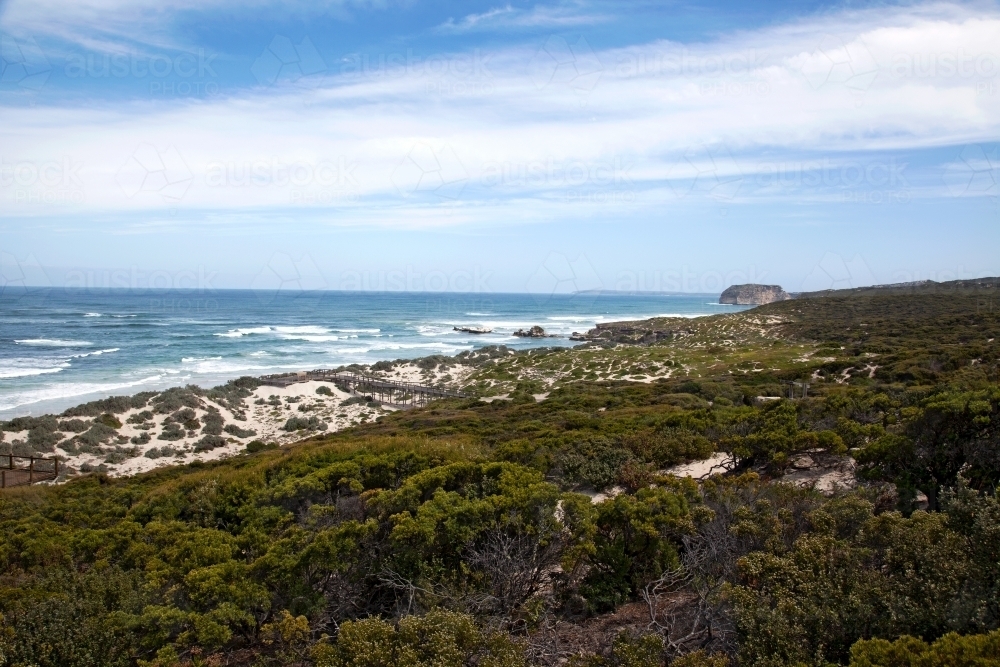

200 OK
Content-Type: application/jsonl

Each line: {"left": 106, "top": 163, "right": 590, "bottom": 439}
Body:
{"left": 340, "top": 396, "right": 376, "bottom": 408}
{"left": 126, "top": 410, "right": 153, "bottom": 425}
{"left": 201, "top": 408, "right": 224, "bottom": 435}
{"left": 131, "top": 432, "right": 151, "bottom": 445}
{"left": 3, "top": 415, "right": 59, "bottom": 432}
{"left": 60, "top": 391, "right": 156, "bottom": 417}
{"left": 152, "top": 387, "right": 203, "bottom": 414}
{"left": 74, "top": 423, "right": 118, "bottom": 447}
{"left": 158, "top": 422, "right": 185, "bottom": 441}
{"left": 372, "top": 360, "right": 394, "bottom": 372}
{"left": 223, "top": 423, "right": 256, "bottom": 438}
{"left": 104, "top": 451, "right": 127, "bottom": 464}
{"left": 849, "top": 630, "right": 1000, "bottom": 666}
{"left": 316, "top": 385, "right": 334, "bottom": 395}
{"left": 194, "top": 434, "right": 228, "bottom": 451}
{"left": 283, "top": 416, "right": 326, "bottom": 432}
{"left": 206, "top": 375, "right": 260, "bottom": 411}
{"left": 27, "top": 427, "right": 62, "bottom": 452}
{"left": 10, "top": 440, "right": 35, "bottom": 457}
{"left": 559, "top": 437, "right": 636, "bottom": 490}
{"left": 312, "top": 610, "right": 525, "bottom": 667}
{"left": 144, "top": 446, "right": 178, "bottom": 459}
{"left": 0, "top": 566, "right": 147, "bottom": 667}
{"left": 246, "top": 440, "right": 277, "bottom": 453}
{"left": 95, "top": 413, "right": 123, "bottom": 429}
{"left": 285, "top": 396, "right": 301, "bottom": 403}
{"left": 58, "top": 418, "right": 90, "bottom": 432}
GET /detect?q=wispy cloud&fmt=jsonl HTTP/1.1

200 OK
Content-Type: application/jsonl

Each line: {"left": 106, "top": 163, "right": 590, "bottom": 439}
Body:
{"left": 2, "top": 2, "right": 998, "bottom": 232}
{"left": 0, "top": 0, "right": 385, "bottom": 53}
{"left": 435, "top": 3, "right": 608, "bottom": 34}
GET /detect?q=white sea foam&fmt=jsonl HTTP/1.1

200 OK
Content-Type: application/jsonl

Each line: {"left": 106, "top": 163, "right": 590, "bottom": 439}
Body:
{"left": 214, "top": 326, "right": 273, "bottom": 338}
{"left": 278, "top": 334, "right": 341, "bottom": 342}
{"left": 180, "top": 356, "right": 275, "bottom": 374}
{"left": 215, "top": 325, "right": 334, "bottom": 339}
{"left": 0, "top": 375, "right": 164, "bottom": 412}
{"left": 274, "top": 325, "right": 330, "bottom": 335}
{"left": 15, "top": 338, "right": 94, "bottom": 347}
{"left": 70, "top": 348, "right": 120, "bottom": 358}
{"left": 84, "top": 312, "right": 102, "bottom": 317}
{"left": 0, "top": 362, "right": 69, "bottom": 379}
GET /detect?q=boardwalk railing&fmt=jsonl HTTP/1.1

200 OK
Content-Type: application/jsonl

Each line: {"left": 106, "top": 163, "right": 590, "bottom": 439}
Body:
{"left": 259, "top": 370, "right": 471, "bottom": 408}
{"left": 0, "top": 455, "right": 60, "bottom": 489}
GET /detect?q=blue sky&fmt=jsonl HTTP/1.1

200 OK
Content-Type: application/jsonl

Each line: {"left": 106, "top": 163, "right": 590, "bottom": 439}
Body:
{"left": 1, "top": 0, "right": 998, "bottom": 295}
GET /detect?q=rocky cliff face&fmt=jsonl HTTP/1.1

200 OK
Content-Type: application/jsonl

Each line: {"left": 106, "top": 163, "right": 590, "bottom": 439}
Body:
{"left": 719, "top": 284, "right": 791, "bottom": 305}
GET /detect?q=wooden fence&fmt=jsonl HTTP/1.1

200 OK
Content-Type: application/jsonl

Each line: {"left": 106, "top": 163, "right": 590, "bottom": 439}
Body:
{"left": 0, "top": 455, "right": 60, "bottom": 489}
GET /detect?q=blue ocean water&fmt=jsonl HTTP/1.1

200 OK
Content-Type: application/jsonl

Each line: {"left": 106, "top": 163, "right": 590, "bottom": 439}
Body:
{"left": 0, "top": 288, "right": 747, "bottom": 418}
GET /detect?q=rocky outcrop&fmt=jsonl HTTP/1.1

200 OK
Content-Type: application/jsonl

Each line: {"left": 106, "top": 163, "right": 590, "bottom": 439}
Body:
{"left": 512, "top": 326, "right": 555, "bottom": 338}
{"left": 571, "top": 320, "right": 690, "bottom": 346}
{"left": 453, "top": 326, "right": 493, "bottom": 334}
{"left": 719, "top": 284, "right": 791, "bottom": 305}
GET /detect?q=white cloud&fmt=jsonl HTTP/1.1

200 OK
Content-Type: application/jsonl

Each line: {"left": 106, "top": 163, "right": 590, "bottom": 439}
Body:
{"left": 435, "top": 3, "right": 608, "bottom": 34}
{"left": 1, "top": 2, "right": 998, "bottom": 230}
{"left": 0, "top": 0, "right": 384, "bottom": 53}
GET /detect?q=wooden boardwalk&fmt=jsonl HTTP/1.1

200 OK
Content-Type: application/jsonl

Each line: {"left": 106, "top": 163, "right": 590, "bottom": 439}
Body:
{"left": 259, "top": 370, "right": 471, "bottom": 408}
{"left": 0, "top": 455, "right": 60, "bottom": 489}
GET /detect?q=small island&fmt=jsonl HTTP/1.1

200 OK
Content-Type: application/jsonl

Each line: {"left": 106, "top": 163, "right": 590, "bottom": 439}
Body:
{"left": 719, "top": 283, "right": 791, "bottom": 305}
{"left": 453, "top": 326, "right": 493, "bottom": 334}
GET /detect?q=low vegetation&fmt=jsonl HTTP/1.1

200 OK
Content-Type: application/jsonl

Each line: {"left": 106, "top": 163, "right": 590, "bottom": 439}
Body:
{"left": 1, "top": 279, "right": 998, "bottom": 666}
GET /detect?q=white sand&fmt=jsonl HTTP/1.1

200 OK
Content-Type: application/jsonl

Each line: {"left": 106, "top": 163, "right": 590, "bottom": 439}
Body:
{"left": 17, "top": 378, "right": 398, "bottom": 479}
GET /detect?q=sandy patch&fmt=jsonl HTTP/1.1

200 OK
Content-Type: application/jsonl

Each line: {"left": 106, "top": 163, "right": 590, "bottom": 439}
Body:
{"left": 17, "top": 379, "right": 400, "bottom": 479}
{"left": 662, "top": 452, "right": 733, "bottom": 479}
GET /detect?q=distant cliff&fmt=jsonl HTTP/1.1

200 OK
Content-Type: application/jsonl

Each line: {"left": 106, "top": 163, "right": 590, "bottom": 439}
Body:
{"left": 720, "top": 284, "right": 791, "bottom": 305}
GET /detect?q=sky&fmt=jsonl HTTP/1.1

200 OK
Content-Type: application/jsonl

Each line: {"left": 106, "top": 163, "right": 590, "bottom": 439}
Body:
{"left": 0, "top": 0, "right": 998, "bottom": 296}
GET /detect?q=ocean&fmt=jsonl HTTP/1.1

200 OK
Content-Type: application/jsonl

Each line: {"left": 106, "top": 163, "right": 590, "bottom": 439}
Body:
{"left": 0, "top": 288, "right": 748, "bottom": 418}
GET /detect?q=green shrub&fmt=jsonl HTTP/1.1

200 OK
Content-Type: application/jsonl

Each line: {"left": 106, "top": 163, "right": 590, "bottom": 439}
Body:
{"left": 223, "top": 424, "right": 257, "bottom": 438}
{"left": 245, "top": 440, "right": 277, "bottom": 453}
{"left": 157, "top": 422, "right": 185, "bottom": 441}
{"left": 312, "top": 610, "right": 525, "bottom": 667}
{"left": 850, "top": 630, "right": 1000, "bottom": 667}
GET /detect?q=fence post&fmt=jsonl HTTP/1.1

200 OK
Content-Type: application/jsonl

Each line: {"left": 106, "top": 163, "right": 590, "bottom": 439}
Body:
{"left": 29, "top": 457, "right": 34, "bottom": 484}
{"left": 55, "top": 458, "right": 60, "bottom": 479}
{"left": 1, "top": 469, "right": 5, "bottom": 488}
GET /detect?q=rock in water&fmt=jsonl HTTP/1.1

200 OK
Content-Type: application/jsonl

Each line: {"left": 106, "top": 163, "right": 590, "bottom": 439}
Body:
{"left": 513, "top": 325, "right": 551, "bottom": 338}
{"left": 719, "top": 284, "right": 791, "bottom": 305}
